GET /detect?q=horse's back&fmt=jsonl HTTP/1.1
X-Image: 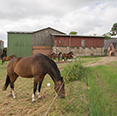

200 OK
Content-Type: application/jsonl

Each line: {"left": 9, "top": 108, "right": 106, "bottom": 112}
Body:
{"left": 7, "top": 58, "right": 21, "bottom": 76}
{"left": 7, "top": 53, "right": 60, "bottom": 78}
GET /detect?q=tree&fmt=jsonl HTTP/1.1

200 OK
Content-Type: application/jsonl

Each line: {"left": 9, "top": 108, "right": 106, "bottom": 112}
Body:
{"left": 110, "top": 23, "right": 117, "bottom": 36}
{"left": 69, "top": 31, "right": 78, "bottom": 35}
{"left": 102, "top": 33, "right": 111, "bottom": 40}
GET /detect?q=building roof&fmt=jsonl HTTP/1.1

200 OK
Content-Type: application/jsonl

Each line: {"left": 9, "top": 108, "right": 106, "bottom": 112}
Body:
{"left": 104, "top": 38, "right": 117, "bottom": 50}
{"left": 51, "top": 34, "right": 105, "bottom": 38}
{"left": 7, "top": 27, "right": 66, "bottom": 35}
{"left": 7, "top": 31, "right": 32, "bottom": 34}
{"left": 111, "top": 42, "right": 117, "bottom": 50}
{"left": 33, "top": 27, "right": 66, "bottom": 34}
{"left": 0, "top": 40, "right": 4, "bottom": 43}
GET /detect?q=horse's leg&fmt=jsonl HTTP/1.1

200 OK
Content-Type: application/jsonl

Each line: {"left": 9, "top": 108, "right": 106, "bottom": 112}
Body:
{"left": 32, "top": 82, "right": 37, "bottom": 102}
{"left": 37, "top": 77, "right": 44, "bottom": 99}
{"left": 10, "top": 75, "right": 18, "bottom": 99}
{"left": 10, "top": 83, "right": 16, "bottom": 99}
{"left": 32, "top": 76, "right": 41, "bottom": 102}
{"left": 58, "top": 55, "right": 59, "bottom": 61}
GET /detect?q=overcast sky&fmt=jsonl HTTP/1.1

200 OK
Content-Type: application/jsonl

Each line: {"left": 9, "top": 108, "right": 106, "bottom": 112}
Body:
{"left": 0, "top": 0, "right": 117, "bottom": 47}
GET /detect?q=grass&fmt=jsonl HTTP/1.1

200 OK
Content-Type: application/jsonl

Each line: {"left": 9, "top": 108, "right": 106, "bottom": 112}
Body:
{"left": 86, "top": 63, "right": 117, "bottom": 116}
{"left": 0, "top": 59, "right": 117, "bottom": 116}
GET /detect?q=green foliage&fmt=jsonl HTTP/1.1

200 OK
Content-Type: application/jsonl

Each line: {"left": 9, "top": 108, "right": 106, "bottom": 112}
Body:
{"left": 110, "top": 23, "right": 117, "bottom": 36}
{"left": 102, "top": 33, "right": 111, "bottom": 40}
{"left": 61, "top": 60, "right": 85, "bottom": 82}
{"left": 69, "top": 31, "right": 78, "bottom": 35}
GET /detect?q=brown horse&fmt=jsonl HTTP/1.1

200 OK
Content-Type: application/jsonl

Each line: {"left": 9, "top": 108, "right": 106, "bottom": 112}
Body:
{"left": 47, "top": 52, "right": 55, "bottom": 59}
{"left": 2, "top": 53, "right": 65, "bottom": 102}
{"left": 62, "top": 51, "right": 74, "bottom": 61}
{"left": 2, "top": 54, "right": 16, "bottom": 65}
{"left": 53, "top": 52, "right": 62, "bottom": 61}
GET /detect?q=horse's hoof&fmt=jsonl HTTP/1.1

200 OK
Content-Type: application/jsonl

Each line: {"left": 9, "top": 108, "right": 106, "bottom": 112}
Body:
{"left": 32, "top": 101, "right": 36, "bottom": 103}
{"left": 38, "top": 96, "right": 42, "bottom": 99}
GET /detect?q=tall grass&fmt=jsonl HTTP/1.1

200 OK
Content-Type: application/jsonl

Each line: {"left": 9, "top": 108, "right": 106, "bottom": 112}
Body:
{"left": 61, "top": 60, "right": 117, "bottom": 116}
{"left": 86, "top": 64, "right": 117, "bottom": 116}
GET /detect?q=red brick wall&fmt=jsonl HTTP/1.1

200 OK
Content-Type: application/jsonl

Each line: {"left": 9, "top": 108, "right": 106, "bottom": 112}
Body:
{"left": 54, "top": 36, "right": 104, "bottom": 47}
{"left": 32, "top": 46, "right": 52, "bottom": 55}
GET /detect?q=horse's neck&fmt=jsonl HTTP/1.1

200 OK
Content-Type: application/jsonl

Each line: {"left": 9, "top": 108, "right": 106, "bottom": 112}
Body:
{"left": 47, "top": 65, "right": 61, "bottom": 83}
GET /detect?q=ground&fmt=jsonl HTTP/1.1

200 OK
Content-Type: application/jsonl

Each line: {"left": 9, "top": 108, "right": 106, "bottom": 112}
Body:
{"left": 83, "top": 56, "right": 117, "bottom": 67}
{"left": 0, "top": 56, "right": 117, "bottom": 116}
{"left": 56, "top": 56, "right": 117, "bottom": 67}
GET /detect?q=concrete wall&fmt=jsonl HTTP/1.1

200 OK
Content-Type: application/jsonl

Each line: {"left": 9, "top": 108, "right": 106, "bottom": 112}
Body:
{"left": 52, "top": 46, "right": 104, "bottom": 56}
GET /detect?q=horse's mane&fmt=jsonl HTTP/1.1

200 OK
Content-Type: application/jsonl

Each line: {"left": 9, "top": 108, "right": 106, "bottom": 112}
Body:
{"left": 35, "top": 53, "right": 61, "bottom": 80}
{"left": 68, "top": 51, "right": 73, "bottom": 54}
{"left": 58, "top": 52, "right": 62, "bottom": 55}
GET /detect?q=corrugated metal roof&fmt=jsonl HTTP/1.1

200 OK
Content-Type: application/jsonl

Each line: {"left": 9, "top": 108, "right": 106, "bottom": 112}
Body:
{"left": 7, "top": 31, "right": 32, "bottom": 34}
{"left": 33, "top": 27, "right": 66, "bottom": 34}
{"left": 51, "top": 34, "right": 105, "bottom": 38}
{"left": 7, "top": 27, "right": 66, "bottom": 34}
{"left": 104, "top": 38, "right": 117, "bottom": 50}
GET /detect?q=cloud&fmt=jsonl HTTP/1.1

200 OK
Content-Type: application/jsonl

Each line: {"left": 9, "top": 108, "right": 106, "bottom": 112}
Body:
{"left": 0, "top": 0, "right": 117, "bottom": 47}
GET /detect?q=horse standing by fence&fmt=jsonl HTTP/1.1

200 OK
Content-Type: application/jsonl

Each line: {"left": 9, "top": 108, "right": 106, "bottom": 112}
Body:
{"left": 2, "top": 54, "right": 16, "bottom": 65}
{"left": 53, "top": 52, "right": 62, "bottom": 61}
{"left": 62, "top": 51, "right": 74, "bottom": 61}
{"left": 2, "top": 53, "right": 65, "bottom": 102}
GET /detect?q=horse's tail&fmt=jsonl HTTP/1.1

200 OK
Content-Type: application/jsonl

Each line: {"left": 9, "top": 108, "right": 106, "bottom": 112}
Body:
{"left": 2, "top": 74, "right": 10, "bottom": 91}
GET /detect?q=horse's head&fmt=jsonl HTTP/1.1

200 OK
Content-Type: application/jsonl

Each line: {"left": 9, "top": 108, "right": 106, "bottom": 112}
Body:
{"left": 54, "top": 77, "right": 65, "bottom": 99}
{"left": 70, "top": 51, "right": 73, "bottom": 55}
{"left": 59, "top": 52, "right": 62, "bottom": 55}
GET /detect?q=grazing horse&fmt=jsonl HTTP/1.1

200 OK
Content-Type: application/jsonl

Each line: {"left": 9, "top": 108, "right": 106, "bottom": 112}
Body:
{"left": 47, "top": 53, "right": 55, "bottom": 59}
{"left": 2, "top": 53, "right": 65, "bottom": 102}
{"left": 62, "top": 51, "right": 74, "bottom": 61}
{"left": 2, "top": 54, "right": 16, "bottom": 65}
{"left": 53, "top": 52, "right": 62, "bottom": 61}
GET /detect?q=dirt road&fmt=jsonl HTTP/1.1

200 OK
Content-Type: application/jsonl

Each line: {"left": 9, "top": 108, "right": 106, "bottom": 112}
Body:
{"left": 84, "top": 56, "right": 117, "bottom": 67}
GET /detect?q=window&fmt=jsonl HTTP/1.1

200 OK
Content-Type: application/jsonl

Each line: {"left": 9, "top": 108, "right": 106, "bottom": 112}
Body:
{"left": 81, "top": 40, "right": 85, "bottom": 47}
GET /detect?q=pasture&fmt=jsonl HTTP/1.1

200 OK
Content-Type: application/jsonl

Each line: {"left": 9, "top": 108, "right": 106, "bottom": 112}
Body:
{"left": 0, "top": 56, "right": 117, "bottom": 116}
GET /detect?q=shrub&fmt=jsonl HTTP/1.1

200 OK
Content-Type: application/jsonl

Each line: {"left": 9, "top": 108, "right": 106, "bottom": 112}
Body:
{"left": 61, "top": 60, "right": 85, "bottom": 82}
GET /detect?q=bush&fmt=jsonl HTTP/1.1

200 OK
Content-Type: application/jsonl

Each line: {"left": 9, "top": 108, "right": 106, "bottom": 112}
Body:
{"left": 61, "top": 60, "right": 85, "bottom": 82}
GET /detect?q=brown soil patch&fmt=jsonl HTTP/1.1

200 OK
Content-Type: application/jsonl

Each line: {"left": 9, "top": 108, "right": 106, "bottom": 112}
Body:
{"left": 84, "top": 56, "right": 117, "bottom": 67}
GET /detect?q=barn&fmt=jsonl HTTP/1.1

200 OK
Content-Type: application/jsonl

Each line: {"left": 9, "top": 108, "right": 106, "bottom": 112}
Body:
{"left": 7, "top": 27, "right": 105, "bottom": 57}
{"left": 7, "top": 27, "right": 65, "bottom": 57}
{"left": 52, "top": 34, "right": 105, "bottom": 56}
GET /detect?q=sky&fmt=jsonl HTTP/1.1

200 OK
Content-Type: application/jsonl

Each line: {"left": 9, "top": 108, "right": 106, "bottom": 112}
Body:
{"left": 0, "top": 0, "right": 117, "bottom": 47}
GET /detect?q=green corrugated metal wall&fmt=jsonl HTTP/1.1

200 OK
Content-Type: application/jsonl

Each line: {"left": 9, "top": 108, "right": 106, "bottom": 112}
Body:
{"left": 7, "top": 33, "right": 32, "bottom": 57}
